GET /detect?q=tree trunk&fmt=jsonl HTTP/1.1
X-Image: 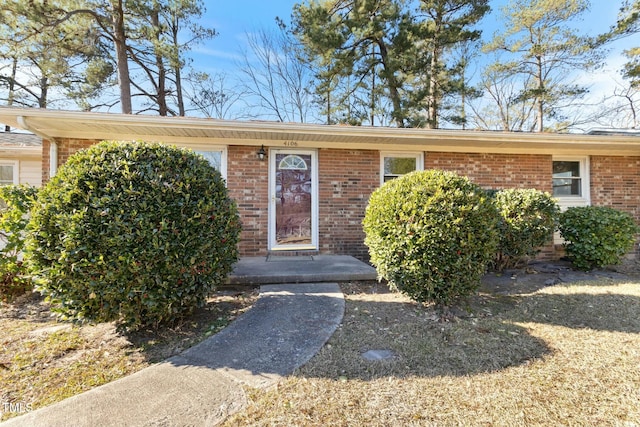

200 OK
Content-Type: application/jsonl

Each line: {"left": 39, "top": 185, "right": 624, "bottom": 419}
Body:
{"left": 170, "top": 13, "right": 185, "bottom": 116}
{"left": 151, "top": 9, "right": 167, "bottom": 116}
{"left": 39, "top": 76, "right": 48, "bottom": 108}
{"left": 112, "top": 0, "right": 132, "bottom": 114}
{"left": 326, "top": 84, "right": 331, "bottom": 125}
{"left": 5, "top": 58, "right": 17, "bottom": 131}
{"left": 174, "top": 63, "right": 184, "bottom": 116}
{"left": 427, "top": 48, "right": 440, "bottom": 129}
{"left": 536, "top": 54, "right": 544, "bottom": 132}
{"left": 370, "top": 44, "right": 376, "bottom": 126}
{"left": 378, "top": 40, "right": 405, "bottom": 127}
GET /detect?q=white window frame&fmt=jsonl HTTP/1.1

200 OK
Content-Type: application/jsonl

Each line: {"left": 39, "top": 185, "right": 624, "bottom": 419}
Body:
{"left": 380, "top": 152, "right": 424, "bottom": 185}
{"left": 0, "top": 161, "right": 19, "bottom": 185}
{"left": 552, "top": 156, "right": 590, "bottom": 244}
{"left": 193, "top": 146, "right": 228, "bottom": 181}
{"left": 552, "top": 156, "right": 590, "bottom": 209}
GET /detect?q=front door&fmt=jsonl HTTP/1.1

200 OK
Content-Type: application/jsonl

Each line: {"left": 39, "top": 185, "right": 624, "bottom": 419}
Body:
{"left": 269, "top": 149, "right": 318, "bottom": 251}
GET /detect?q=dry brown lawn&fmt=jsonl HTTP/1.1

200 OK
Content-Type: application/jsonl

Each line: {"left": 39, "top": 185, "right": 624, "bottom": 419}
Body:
{"left": 0, "top": 289, "right": 257, "bottom": 422}
{"left": 224, "top": 278, "right": 640, "bottom": 426}
{"left": 2, "top": 269, "right": 639, "bottom": 426}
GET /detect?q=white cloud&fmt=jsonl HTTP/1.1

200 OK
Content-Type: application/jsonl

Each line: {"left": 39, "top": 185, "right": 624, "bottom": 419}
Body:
{"left": 191, "top": 46, "right": 243, "bottom": 62}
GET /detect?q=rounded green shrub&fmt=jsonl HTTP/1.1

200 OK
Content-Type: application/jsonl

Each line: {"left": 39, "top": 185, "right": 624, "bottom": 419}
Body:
{"left": 0, "top": 184, "right": 38, "bottom": 301}
{"left": 25, "top": 141, "right": 241, "bottom": 330}
{"left": 558, "top": 206, "right": 639, "bottom": 271}
{"left": 363, "top": 170, "right": 499, "bottom": 308}
{"left": 493, "top": 188, "right": 559, "bottom": 271}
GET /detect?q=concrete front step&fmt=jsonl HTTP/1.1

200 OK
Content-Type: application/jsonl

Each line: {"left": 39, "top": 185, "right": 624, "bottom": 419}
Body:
{"left": 227, "top": 255, "right": 377, "bottom": 285}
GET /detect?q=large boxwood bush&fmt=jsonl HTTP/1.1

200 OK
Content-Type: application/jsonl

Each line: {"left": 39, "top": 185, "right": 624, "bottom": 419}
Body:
{"left": 493, "top": 188, "right": 559, "bottom": 270}
{"left": 363, "top": 170, "right": 499, "bottom": 308}
{"left": 559, "top": 206, "right": 639, "bottom": 271}
{"left": 25, "top": 141, "right": 241, "bottom": 330}
{"left": 0, "top": 185, "right": 38, "bottom": 301}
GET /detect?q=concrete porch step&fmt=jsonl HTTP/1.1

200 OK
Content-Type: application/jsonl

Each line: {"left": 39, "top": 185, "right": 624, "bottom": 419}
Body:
{"left": 227, "top": 255, "right": 377, "bottom": 286}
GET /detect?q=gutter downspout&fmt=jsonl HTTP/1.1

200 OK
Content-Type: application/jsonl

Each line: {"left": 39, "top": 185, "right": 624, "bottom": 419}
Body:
{"left": 16, "top": 115, "right": 58, "bottom": 178}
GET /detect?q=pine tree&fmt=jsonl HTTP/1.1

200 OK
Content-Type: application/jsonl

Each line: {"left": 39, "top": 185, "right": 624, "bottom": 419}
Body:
{"left": 415, "top": 0, "right": 489, "bottom": 128}
{"left": 600, "top": 0, "right": 639, "bottom": 87}
{"left": 0, "top": 1, "right": 111, "bottom": 111}
{"left": 292, "top": 0, "right": 489, "bottom": 128}
{"left": 483, "top": 0, "right": 603, "bottom": 132}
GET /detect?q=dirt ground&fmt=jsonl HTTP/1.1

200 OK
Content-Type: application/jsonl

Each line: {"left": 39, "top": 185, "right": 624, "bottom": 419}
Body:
{"left": 480, "top": 258, "right": 640, "bottom": 295}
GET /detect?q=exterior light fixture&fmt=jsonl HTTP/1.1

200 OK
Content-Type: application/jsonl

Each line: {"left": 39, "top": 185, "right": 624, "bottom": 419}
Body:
{"left": 257, "top": 144, "right": 267, "bottom": 161}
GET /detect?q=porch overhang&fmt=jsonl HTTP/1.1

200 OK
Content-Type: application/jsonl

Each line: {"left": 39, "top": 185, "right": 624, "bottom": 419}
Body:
{"left": 2, "top": 107, "right": 640, "bottom": 156}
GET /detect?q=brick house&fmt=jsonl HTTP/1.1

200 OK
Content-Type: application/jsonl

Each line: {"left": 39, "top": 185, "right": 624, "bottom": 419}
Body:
{"left": 1, "top": 108, "right": 639, "bottom": 261}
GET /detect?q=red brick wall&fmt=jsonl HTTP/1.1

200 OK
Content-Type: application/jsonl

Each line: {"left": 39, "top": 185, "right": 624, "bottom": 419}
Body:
{"left": 424, "top": 152, "right": 553, "bottom": 192}
{"left": 226, "top": 146, "right": 270, "bottom": 256}
{"left": 42, "top": 138, "right": 96, "bottom": 183}
{"left": 424, "top": 152, "right": 556, "bottom": 259}
{"left": 590, "top": 156, "right": 640, "bottom": 221}
{"left": 42, "top": 138, "right": 50, "bottom": 183}
{"left": 41, "top": 138, "right": 640, "bottom": 261}
{"left": 318, "top": 149, "right": 379, "bottom": 260}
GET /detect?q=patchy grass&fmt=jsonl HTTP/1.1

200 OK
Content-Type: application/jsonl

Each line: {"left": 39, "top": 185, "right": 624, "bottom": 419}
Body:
{"left": 0, "top": 288, "right": 257, "bottom": 421}
{"left": 224, "top": 279, "right": 640, "bottom": 426}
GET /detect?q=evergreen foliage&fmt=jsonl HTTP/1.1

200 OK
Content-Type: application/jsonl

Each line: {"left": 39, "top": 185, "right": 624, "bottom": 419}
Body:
{"left": 25, "top": 141, "right": 241, "bottom": 330}
{"left": 492, "top": 188, "right": 559, "bottom": 270}
{"left": 482, "top": 0, "right": 603, "bottom": 131}
{"left": 292, "top": 0, "right": 490, "bottom": 128}
{"left": 559, "top": 206, "right": 639, "bottom": 271}
{"left": 363, "top": 170, "right": 499, "bottom": 308}
{"left": 0, "top": 185, "right": 38, "bottom": 302}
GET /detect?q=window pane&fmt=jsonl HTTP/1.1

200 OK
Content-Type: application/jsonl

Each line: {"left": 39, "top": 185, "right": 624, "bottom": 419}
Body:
{"left": 384, "top": 157, "right": 416, "bottom": 175}
{"left": 553, "top": 178, "right": 582, "bottom": 196}
{"left": 552, "top": 161, "right": 582, "bottom": 196}
{"left": 0, "top": 165, "right": 13, "bottom": 184}
{"left": 197, "top": 151, "right": 221, "bottom": 171}
{"left": 553, "top": 161, "right": 580, "bottom": 178}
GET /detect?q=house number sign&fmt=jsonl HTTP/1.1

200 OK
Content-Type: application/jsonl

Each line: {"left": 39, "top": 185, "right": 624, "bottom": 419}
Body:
{"left": 283, "top": 141, "right": 298, "bottom": 147}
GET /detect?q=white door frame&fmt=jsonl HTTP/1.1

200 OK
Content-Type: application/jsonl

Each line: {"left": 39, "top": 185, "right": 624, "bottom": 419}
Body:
{"left": 268, "top": 148, "right": 319, "bottom": 251}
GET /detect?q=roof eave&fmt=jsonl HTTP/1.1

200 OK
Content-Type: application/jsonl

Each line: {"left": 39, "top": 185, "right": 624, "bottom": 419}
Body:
{"left": 1, "top": 107, "right": 640, "bottom": 156}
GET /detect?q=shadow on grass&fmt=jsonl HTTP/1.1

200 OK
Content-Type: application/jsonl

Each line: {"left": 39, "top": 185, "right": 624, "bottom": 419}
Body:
{"left": 508, "top": 291, "right": 640, "bottom": 333}
{"left": 295, "top": 280, "right": 640, "bottom": 381}
{"left": 295, "top": 295, "right": 549, "bottom": 380}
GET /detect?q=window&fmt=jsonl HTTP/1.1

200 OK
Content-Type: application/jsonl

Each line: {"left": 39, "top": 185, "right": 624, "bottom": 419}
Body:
{"left": 195, "top": 148, "right": 227, "bottom": 180}
{"left": 553, "top": 161, "right": 582, "bottom": 196}
{"left": 552, "top": 158, "right": 589, "bottom": 202}
{"left": 279, "top": 154, "right": 308, "bottom": 170}
{"left": 0, "top": 162, "right": 17, "bottom": 209}
{"left": 381, "top": 153, "right": 423, "bottom": 184}
{"left": 552, "top": 156, "right": 590, "bottom": 214}
{"left": 551, "top": 157, "right": 590, "bottom": 244}
{"left": 0, "top": 162, "right": 17, "bottom": 186}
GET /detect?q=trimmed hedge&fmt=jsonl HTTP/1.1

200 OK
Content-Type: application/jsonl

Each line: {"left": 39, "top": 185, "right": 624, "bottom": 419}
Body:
{"left": 25, "top": 141, "right": 241, "bottom": 330}
{"left": 0, "top": 185, "right": 38, "bottom": 301}
{"left": 493, "top": 189, "right": 559, "bottom": 271}
{"left": 363, "top": 170, "right": 499, "bottom": 308}
{"left": 559, "top": 206, "right": 639, "bottom": 271}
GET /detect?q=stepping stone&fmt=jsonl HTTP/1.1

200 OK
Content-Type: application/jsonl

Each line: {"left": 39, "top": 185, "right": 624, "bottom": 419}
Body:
{"left": 362, "top": 349, "right": 395, "bottom": 361}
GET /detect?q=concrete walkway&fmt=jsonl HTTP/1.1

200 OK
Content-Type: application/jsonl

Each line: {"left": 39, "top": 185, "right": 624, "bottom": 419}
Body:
{"left": 1, "top": 283, "right": 345, "bottom": 427}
